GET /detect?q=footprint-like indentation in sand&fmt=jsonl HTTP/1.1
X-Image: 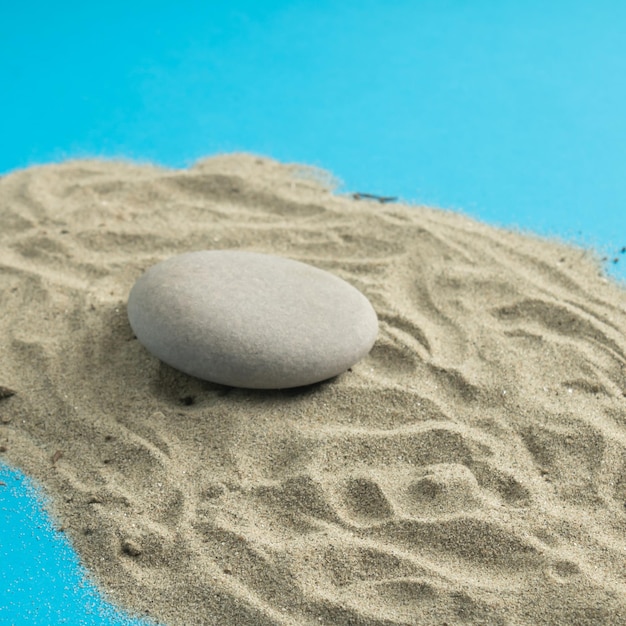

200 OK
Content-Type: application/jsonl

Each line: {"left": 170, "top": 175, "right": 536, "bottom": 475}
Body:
{"left": 471, "top": 461, "right": 532, "bottom": 507}
{"left": 252, "top": 474, "right": 343, "bottom": 527}
{"left": 335, "top": 476, "right": 394, "bottom": 524}
{"left": 404, "top": 463, "right": 483, "bottom": 516}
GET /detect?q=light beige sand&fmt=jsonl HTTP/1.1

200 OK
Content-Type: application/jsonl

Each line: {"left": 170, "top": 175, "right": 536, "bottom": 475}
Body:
{"left": 2, "top": 154, "right": 626, "bottom": 625}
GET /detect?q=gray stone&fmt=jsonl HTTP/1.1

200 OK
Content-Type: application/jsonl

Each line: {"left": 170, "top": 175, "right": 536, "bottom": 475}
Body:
{"left": 127, "top": 250, "right": 378, "bottom": 389}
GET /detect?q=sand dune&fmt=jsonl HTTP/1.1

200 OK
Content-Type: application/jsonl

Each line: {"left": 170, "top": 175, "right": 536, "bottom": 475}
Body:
{"left": 2, "top": 155, "right": 626, "bottom": 625}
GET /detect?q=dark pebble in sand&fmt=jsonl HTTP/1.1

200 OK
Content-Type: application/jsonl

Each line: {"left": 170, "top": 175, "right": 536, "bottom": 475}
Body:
{"left": 0, "top": 386, "right": 16, "bottom": 400}
{"left": 121, "top": 539, "right": 143, "bottom": 557}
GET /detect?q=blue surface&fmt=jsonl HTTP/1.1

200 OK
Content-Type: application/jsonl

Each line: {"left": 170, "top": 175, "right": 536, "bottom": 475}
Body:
{"left": 2, "top": 1, "right": 626, "bottom": 272}
{"left": 0, "top": 465, "right": 152, "bottom": 625}
{"left": 1, "top": 1, "right": 626, "bottom": 624}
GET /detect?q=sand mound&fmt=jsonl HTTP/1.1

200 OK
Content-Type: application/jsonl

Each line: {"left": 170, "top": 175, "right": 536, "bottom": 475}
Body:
{"left": 2, "top": 155, "right": 626, "bottom": 625}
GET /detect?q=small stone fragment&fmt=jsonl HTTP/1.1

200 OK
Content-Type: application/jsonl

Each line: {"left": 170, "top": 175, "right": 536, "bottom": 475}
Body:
{"left": 0, "top": 386, "right": 16, "bottom": 400}
{"left": 121, "top": 539, "right": 142, "bottom": 557}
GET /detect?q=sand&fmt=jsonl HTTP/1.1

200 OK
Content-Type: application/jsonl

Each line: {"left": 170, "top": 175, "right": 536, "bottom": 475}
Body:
{"left": 2, "top": 154, "right": 626, "bottom": 626}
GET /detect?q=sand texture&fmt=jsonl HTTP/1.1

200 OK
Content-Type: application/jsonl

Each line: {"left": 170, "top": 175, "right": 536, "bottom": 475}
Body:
{"left": 2, "top": 154, "right": 626, "bottom": 625}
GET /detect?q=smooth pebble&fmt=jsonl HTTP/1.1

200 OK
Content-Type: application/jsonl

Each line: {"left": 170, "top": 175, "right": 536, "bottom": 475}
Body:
{"left": 127, "top": 250, "right": 378, "bottom": 389}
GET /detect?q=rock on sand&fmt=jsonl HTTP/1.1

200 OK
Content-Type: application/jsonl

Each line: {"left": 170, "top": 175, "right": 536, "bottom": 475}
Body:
{"left": 127, "top": 250, "right": 378, "bottom": 388}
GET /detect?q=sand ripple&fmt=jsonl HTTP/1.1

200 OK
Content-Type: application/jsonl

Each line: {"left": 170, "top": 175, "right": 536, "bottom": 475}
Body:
{"left": 2, "top": 155, "right": 626, "bottom": 625}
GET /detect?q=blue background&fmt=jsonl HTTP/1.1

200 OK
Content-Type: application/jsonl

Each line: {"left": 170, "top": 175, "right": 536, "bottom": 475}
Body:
{"left": 0, "top": 467, "right": 149, "bottom": 625}
{"left": 1, "top": 2, "right": 625, "bottom": 624}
